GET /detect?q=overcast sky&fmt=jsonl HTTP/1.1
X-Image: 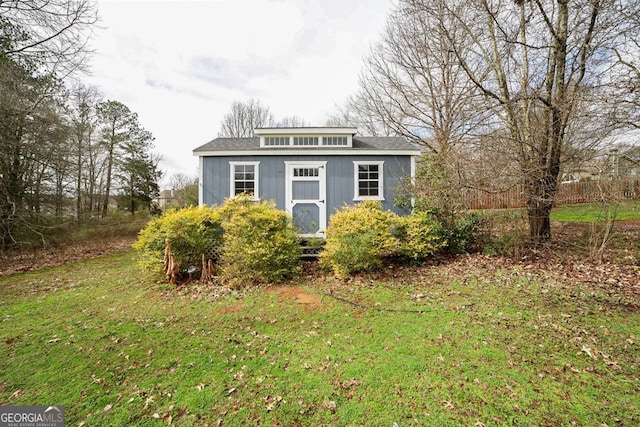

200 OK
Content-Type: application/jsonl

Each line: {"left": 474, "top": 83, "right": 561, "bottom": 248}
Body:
{"left": 86, "top": 0, "right": 393, "bottom": 187}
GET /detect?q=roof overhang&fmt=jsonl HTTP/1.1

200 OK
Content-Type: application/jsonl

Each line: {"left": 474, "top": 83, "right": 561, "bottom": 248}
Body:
{"left": 193, "top": 149, "right": 422, "bottom": 157}
{"left": 254, "top": 127, "right": 357, "bottom": 136}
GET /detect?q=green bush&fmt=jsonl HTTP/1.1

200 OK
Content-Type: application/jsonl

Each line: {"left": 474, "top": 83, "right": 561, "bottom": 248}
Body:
{"left": 320, "top": 201, "right": 401, "bottom": 279}
{"left": 479, "top": 227, "right": 529, "bottom": 257}
{"left": 133, "top": 205, "right": 223, "bottom": 273}
{"left": 396, "top": 155, "right": 483, "bottom": 255}
{"left": 218, "top": 194, "right": 301, "bottom": 285}
{"left": 134, "top": 196, "right": 301, "bottom": 285}
{"left": 397, "top": 212, "right": 445, "bottom": 260}
{"left": 442, "top": 212, "right": 483, "bottom": 254}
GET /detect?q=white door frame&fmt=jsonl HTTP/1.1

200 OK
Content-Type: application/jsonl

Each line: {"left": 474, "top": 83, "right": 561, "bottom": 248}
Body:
{"left": 284, "top": 161, "right": 327, "bottom": 237}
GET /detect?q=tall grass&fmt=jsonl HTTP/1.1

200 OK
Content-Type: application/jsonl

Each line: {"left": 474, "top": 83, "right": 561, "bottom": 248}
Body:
{"left": 1, "top": 212, "right": 150, "bottom": 253}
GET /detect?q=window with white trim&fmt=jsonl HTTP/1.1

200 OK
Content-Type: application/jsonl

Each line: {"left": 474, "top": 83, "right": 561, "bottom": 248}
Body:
{"left": 230, "top": 162, "right": 259, "bottom": 199}
{"left": 354, "top": 161, "right": 384, "bottom": 200}
{"left": 264, "top": 136, "right": 289, "bottom": 146}
{"left": 293, "top": 136, "right": 319, "bottom": 146}
{"left": 259, "top": 133, "right": 353, "bottom": 148}
{"left": 293, "top": 167, "right": 319, "bottom": 177}
{"left": 323, "top": 136, "right": 348, "bottom": 146}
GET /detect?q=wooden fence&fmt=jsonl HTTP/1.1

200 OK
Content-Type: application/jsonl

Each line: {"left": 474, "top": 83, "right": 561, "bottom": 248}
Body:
{"left": 464, "top": 178, "right": 640, "bottom": 210}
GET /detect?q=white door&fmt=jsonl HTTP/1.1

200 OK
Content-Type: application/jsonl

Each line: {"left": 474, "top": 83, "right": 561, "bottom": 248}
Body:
{"left": 285, "top": 161, "right": 327, "bottom": 237}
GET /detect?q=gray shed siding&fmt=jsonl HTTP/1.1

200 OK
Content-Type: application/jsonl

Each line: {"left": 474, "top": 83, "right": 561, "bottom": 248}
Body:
{"left": 201, "top": 154, "right": 413, "bottom": 216}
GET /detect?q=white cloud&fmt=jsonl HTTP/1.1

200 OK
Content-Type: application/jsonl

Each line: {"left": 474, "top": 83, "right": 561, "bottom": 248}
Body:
{"left": 87, "top": 0, "right": 392, "bottom": 186}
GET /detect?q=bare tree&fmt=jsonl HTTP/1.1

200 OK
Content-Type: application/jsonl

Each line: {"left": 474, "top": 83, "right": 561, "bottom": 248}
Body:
{"left": 607, "top": 4, "right": 640, "bottom": 130}
{"left": 217, "top": 99, "right": 274, "bottom": 137}
{"left": 368, "top": 0, "right": 639, "bottom": 241}
{"left": 357, "top": 2, "right": 488, "bottom": 155}
{"left": 169, "top": 173, "right": 198, "bottom": 207}
{"left": 0, "top": 48, "right": 64, "bottom": 248}
{"left": 0, "top": 0, "right": 97, "bottom": 75}
{"left": 326, "top": 93, "right": 397, "bottom": 136}
{"left": 69, "top": 83, "right": 101, "bottom": 218}
{"left": 329, "top": 0, "right": 497, "bottom": 223}
{"left": 169, "top": 173, "right": 192, "bottom": 192}
{"left": 276, "top": 115, "right": 309, "bottom": 128}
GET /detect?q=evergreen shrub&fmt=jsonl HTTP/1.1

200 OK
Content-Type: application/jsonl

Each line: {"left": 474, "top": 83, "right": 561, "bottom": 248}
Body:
{"left": 320, "top": 201, "right": 401, "bottom": 279}
{"left": 218, "top": 194, "right": 301, "bottom": 285}
{"left": 133, "top": 205, "right": 223, "bottom": 273}
{"left": 442, "top": 212, "right": 482, "bottom": 254}
{"left": 397, "top": 212, "right": 446, "bottom": 260}
{"left": 135, "top": 195, "right": 301, "bottom": 285}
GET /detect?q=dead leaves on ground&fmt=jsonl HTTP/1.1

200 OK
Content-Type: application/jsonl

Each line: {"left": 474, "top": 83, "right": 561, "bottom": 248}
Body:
{"left": 0, "top": 238, "right": 136, "bottom": 276}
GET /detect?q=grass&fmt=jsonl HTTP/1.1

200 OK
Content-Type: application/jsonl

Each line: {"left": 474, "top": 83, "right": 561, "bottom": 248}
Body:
{"left": 1, "top": 249, "right": 639, "bottom": 426}
{"left": 551, "top": 200, "right": 640, "bottom": 223}
{"left": 478, "top": 200, "right": 640, "bottom": 225}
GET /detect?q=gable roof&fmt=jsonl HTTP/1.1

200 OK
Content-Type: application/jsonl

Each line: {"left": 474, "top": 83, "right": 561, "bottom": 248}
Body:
{"left": 193, "top": 136, "right": 421, "bottom": 156}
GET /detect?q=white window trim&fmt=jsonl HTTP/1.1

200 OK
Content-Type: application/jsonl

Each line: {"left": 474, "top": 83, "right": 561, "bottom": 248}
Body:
{"left": 285, "top": 161, "right": 327, "bottom": 238}
{"left": 229, "top": 161, "right": 260, "bottom": 200}
{"left": 262, "top": 136, "right": 291, "bottom": 147}
{"left": 198, "top": 155, "right": 204, "bottom": 206}
{"left": 321, "top": 135, "right": 350, "bottom": 147}
{"left": 258, "top": 134, "right": 354, "bottom": 148}
{"left": 353, "top": 161, "right": 384, "bottom": 201}
{"left": 293, "top": 136, "right": 319, "bottom": 146}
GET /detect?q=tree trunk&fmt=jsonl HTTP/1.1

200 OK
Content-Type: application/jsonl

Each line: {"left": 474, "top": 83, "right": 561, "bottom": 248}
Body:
{"left": 527, "top": 206, "right": 551, "bottom": 241}
{"left": 129, "top": 172, "right": 135, "bottom": 215}
{"left": 55, "top": 172, "right": 64, "bottom": 217}
{"left": 7, "top": 144, "right": 24, "bottom": 214}
{"left": 87, "top": 148, "right": 96, "bottom": 215}
{"left": 526, "top": 190, "right": 553, "bottom": 242}
{"left": 76, "top": 141, "right": 82, "bottom": 220}
{"left": 102, "top": 125, "right": 115, "bottom": 218}
{"left": 102, "top": 153, "right": 112, "bottom": 217}
{"left": 524, "top": 0, "right": 569, "bottom": 242}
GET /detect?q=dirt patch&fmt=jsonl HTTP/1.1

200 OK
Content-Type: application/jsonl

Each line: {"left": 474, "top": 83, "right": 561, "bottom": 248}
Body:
{"left": 268, "top": 286, "right": 323, "bottom": 306}
{"left": 295, "top": 293, "right": 323, "bottom": 304}
{"left": 217, "top": 304, "right": 244, "bottom": 314}
{"left": 266, "top": 286, "right": 301, "bottom": 298}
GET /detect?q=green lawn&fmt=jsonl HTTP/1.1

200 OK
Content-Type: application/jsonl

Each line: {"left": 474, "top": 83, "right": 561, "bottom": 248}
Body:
{"left": 551, "top": 200, "right": 640, "bottom": 223}
{"left": 1, "top": 249, "right": 638, "bottom": 426}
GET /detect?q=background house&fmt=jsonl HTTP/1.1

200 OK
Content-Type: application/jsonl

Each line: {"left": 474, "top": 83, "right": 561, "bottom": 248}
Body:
{"left": 153, "top": 189, "right": 176, "bottom": 210}
{"left": 562, "top": 145, "right": 640, "bottom": 183}
{"left": 193, "top": 127, "right": 421, "bottom": 237}
{"left": 611, "top": 146, "right": 640, "bottom": 178}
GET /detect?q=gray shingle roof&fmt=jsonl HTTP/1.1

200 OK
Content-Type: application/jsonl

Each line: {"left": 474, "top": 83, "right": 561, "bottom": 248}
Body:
{"left": 354, "top": 137, "right": 419, "bottom": 151}
{"left": 193, "top": 137, "right": 258, "bottom": 152}
{"left": 193, "top": 136, "right": 420, "bottom": 153}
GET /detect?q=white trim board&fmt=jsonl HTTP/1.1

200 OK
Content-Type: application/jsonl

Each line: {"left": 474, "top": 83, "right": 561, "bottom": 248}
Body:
{"left": 284, "top": 161, "right": 327, "bottom": 238}
{"left": 194, "top": 149, "right": 421, "bottom": 157}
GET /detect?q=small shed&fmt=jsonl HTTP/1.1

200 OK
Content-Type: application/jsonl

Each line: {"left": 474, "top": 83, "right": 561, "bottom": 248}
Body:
{"left": 192, "top": 127, "right": 421, "bottom": 237}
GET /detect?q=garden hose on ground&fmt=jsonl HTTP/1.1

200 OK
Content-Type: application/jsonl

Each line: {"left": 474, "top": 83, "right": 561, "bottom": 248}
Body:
{"left": 323, "top": 292, "right": 460, "bottom": 314}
